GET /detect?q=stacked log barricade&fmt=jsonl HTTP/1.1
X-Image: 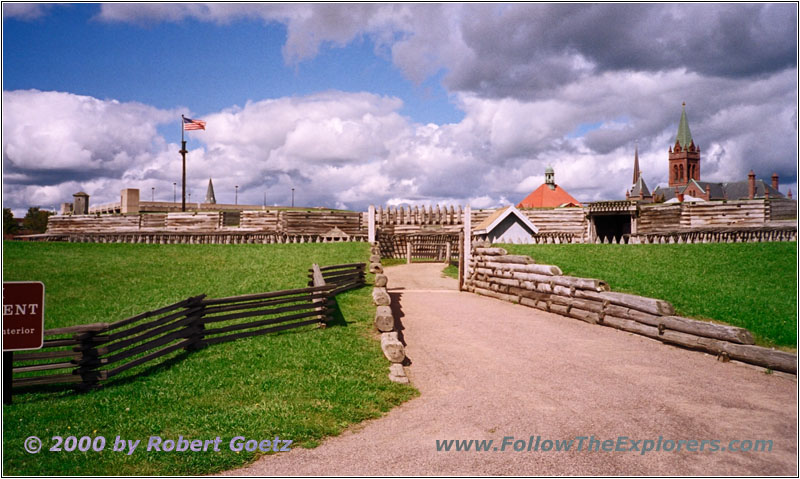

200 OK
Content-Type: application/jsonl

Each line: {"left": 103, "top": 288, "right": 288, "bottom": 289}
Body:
{"left": 368, "top": 242, "right": 408, "bottom": 383}
{"left": 10, "top": 263, "right": 366, "bottom": 398}
{"left": 465, "top": 245, "right": 796, "bottom": 374}
{"left": 280, "top": 211, "right": 363, "bottom": 236}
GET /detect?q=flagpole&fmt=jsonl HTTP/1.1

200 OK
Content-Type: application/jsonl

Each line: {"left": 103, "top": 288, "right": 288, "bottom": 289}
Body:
{"left": 180, "top": 115, "right": 187, "bottom": 212}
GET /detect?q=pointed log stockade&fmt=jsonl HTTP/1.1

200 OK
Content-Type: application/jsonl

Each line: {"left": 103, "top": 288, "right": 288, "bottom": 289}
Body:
{"left": 466, "top": 247, "right": 796, "bottom": 374}
{"left": 10, "top": 263, "right": 366, "bottom": 397}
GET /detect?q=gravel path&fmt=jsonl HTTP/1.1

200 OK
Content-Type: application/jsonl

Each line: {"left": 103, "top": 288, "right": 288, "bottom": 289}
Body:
{"left": 222, "top": 263, "right": 797, "bottom": 476}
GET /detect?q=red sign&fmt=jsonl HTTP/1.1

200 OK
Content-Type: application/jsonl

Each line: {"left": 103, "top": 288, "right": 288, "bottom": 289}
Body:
{"left": 3, "top": 282, "right": 45, "bottom": 351}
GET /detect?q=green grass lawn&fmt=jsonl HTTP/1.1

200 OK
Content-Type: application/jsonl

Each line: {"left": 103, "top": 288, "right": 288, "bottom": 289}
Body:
{"left": 500, "top": 242, "right": 797, "bottom": 348}
{"left": 3, "top": 241, "right": 417, "bottom": 476}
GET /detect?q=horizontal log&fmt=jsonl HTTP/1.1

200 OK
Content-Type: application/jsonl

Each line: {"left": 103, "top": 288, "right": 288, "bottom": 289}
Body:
{"left": 547, "top": 303, "right": 599, "bottom": 324}
{"left": 487, "top": 277, "right": 520, "bottom": 288}
{"left": 45, "top": 323, "right": 109, "bottom": 335}
{"left": 13, "top": 350, "right": 82, "bottom": 362}
{"left": 658, "top": 316, "right": 755, "bottom": 345}
{"left": 656, "top": 326, "right": 791, "bottom": 371}
{"left": 479, "top": 254, "right": 535, "bottom": 264}
{"left": 380, "top": 332, "right": 405, "bottom": 363}
{"left": 103, "top": 325, "right": 198, "bottom": 366}
{"left": 330, "top": 282, "right": 364, "bottom": 295}
{"left": 13, "top": 361, "right": 75, "bottom": 373}
{"left": 575, "top": 290, "right": 675, "bottom": 316}
{"left": 321, "top": 271, "right": 364, "bottom": 285}
{"left": 510, "top": 272, "right": 608, "bottom": 292}
{"left": 604, "top": 304, "right": 661, "bottom": 325}
{"left": 108, "top": 295, "right": 205, "bottom": 330}
{"left": 533, "top": 282, "right": 572, "bottom": 297}
{"left": 106, "top": 338, "right": 194, "bottom": 378}
{"left": 202, "top": 293, "right": 326, "bottom": 315}
{"left": 473, "top": 247, "right": 508, "bottom": 256}
{"left": 372, "top": 287, "right": 391, "bottom": 306}
{"left": 374, "top": 274, "right": 388, "bottom": 287}
{"left": 104, "top": 313, "right": 199, "bottom": 354}
{"left": 200, "top": 286, "right": 332, "bottom": 306}
{"left": 547, "top": 295, "right": 605, "bottom": 313}
{"left": 600, "top": 315, "right": 796, "bottom": 374}
{"left": 201, "top": 318, "right": 324, "bottom": 348}
{"left": 507, "top": 286, "right": 549, "bottom": 302}
{"left": 107, "top": 306, "right": 202, "bottom": 342}
{"left": 481, "top": 261, "right": 562, "bottom": 275}
{"left": 43, "top": 338, "right": 81, "bottom": 348}
{"left": 318, "top": 262, "right": 366, "bottom": 271}
{"left": 203, "top": 309, "right": 330, "bottom": 335}
{"left": 201, "top": 300, "right": 332, "bottom": 325}
{"left": 374, "top": 306, "right": 395, "bottom": 332}
{"left": 13, "top": 373, "right": 84, "bottom": 387}
{"left": 471, "top": 286, "right": 517, "bottom": 303}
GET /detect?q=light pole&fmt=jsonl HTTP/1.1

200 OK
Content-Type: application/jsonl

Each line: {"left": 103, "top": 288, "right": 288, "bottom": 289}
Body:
{"left": 235, "top": 185, "right": 239, "bottom": 205}
{"left": 151, "top": 187, "right": 155, "bottom": 201}
{"left": 173, "top": 182, "right": 177, "bottom": 204}
{"left": 291, "top": 187, "right": 295, "bottom": 207}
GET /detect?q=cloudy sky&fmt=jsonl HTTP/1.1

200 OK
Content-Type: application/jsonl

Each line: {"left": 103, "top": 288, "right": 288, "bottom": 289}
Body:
{"left": 3, "top": 3, "right": 797, "bottom": 215}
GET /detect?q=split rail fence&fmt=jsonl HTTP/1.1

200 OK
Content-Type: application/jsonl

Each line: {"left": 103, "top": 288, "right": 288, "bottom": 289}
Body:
{"left": 9, "top": 263, "right": 366, "bottom": 396}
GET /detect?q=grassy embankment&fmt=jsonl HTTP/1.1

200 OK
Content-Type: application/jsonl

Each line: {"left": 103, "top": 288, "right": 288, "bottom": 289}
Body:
{"left": 3, "top": 241, "right": 417, "bottom": 476}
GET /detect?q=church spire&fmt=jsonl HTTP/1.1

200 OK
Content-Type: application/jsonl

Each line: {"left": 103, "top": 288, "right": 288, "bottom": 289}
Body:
{"left": 632, "top": 142, "right": 640, "bottom": 184}
{"left": 675, "top": 102, "right": 693, "bottom": 149}
{"left": 205, "top": 178, "right": 217, "bottom": 204}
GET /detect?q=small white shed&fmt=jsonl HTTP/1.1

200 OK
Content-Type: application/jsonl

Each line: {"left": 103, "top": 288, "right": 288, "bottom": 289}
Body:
{"left": 473, "top": 205, "right": 539, "bottom": 244}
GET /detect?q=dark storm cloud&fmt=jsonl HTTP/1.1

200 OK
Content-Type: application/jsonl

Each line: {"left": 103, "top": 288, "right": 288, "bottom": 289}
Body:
{"left": 449, "top": 4, "right": 796, "bottom": 99}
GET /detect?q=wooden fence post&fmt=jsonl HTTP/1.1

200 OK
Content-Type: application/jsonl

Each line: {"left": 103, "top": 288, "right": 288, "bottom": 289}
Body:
{"left": 368, "top": 205, "right": 376, "bottom": 243}
{"left": 4, "top": 352, "right": 12, "bottom": 405}
{"left": 458, "top": 231, "right": 464, "bottom": 291}
{"left": 406, "top": 242, "right": 412, "bottom": 264}
{"left": 445, "top": 242, "right": 452, "bottom": 264}
{"left": 184, "top": 296, "right": 207, "bottom": 351}
{"left": 463, "top": 205, "right": 472, "bottom": 286}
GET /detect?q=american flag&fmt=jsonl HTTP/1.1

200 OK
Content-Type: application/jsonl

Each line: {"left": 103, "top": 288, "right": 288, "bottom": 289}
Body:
{"left": 183, "top": 116, "right": 206, "bottom": 131}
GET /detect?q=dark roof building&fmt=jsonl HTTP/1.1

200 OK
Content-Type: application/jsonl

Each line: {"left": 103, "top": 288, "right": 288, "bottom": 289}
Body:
{"left": 631, "top": 103, "right": 785, "bottom": 202}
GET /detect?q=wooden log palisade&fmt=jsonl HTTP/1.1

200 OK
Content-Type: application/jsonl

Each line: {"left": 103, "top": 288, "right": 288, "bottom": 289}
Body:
{"left": 465, "top": 246, "right": 796, "bottom": 374}
{"left": 10, "top": 262, "right": 366, "bottom": 396}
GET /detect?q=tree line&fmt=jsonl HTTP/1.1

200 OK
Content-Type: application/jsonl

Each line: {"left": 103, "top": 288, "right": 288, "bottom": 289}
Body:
{"left": 4, "top": 207, "right": 53, "bottom": 236}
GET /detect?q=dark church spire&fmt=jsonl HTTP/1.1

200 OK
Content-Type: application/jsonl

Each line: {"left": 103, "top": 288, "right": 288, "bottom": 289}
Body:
{"left": 205, "top": 178, "right": 216, "bottom": 204}
{"left": 632, "top": 142, "right": 640, "bottom": 184}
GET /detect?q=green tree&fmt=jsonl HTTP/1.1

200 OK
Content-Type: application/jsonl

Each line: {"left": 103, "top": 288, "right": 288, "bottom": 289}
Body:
{"left": 22, "top": 207, "right": 53, "bottom": 234}
{"left": 3, "top": 208, "right": 19, "bottom": 235}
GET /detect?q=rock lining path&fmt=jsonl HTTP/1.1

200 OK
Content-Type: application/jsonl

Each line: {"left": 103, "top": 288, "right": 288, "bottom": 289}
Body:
{"left": 222, "top": 263, "right": 796, "bottom": 476}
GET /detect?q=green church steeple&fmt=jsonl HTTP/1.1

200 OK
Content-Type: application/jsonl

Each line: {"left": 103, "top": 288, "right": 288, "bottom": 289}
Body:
{"left": 675, "top": 102, "right": 693, "bottom": 149}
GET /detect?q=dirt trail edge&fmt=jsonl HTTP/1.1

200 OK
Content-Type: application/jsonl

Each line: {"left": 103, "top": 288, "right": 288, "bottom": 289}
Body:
{"left": 221, "top": 263, "right": 797, "bottom": 476}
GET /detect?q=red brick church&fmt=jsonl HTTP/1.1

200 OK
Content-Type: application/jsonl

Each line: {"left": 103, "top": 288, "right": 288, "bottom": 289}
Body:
{"left": 630, "top": 103, "right": 786, "bottom": 202}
